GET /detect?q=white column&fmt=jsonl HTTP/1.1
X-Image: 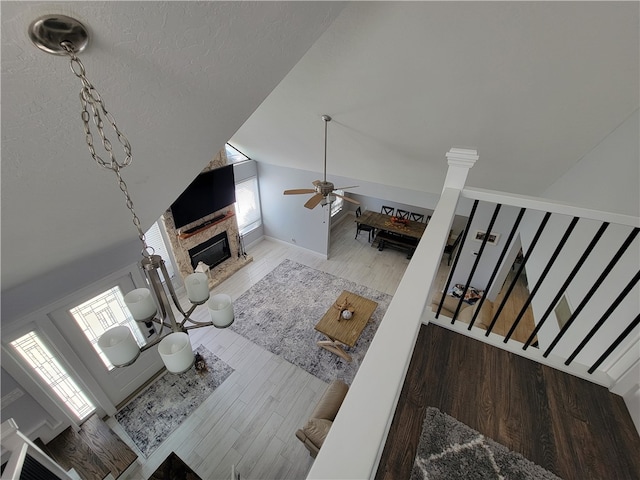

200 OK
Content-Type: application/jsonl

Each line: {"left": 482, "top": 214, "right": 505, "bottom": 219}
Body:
{"left": 443, "top": 147, "right": 479, "bottom": 190}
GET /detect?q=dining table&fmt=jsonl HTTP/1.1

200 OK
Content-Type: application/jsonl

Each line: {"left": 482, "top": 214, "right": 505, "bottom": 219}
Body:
{"left": 355, "top": 210, "right": 427, "bottom": 258}
{"left": 356, "top": 210, "right": 427, "bottom": 239}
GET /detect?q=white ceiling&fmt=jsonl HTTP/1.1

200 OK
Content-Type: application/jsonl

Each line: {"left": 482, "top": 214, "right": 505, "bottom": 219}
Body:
{"left": 2, "top": 2, "right": 638, "bottom": 292}
{"left": 1, "top": 1, "right": 345, "bottom": 290}
{"left": 232, "top": 2, "right": 638, "bottom": 195}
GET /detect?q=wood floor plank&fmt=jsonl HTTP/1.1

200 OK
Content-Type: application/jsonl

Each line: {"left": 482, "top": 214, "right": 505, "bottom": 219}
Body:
{"left": 76, "top": 414, "right": 137, "bottom": 477}
{"left": 375, "top": 324, "right": 640, "bottom": 480}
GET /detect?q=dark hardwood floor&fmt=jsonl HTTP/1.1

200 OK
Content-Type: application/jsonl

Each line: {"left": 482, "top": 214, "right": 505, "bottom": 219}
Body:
{"left": 36, "top": 414, "right": 136, "bottom": 480}
{"left": 375, "top": 324, "right": 640, "bottom": 480}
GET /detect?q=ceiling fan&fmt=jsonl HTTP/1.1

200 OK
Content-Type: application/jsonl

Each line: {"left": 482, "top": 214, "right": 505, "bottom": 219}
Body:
{"left": 284, "top": 115, "right": 360, "bottom": 209}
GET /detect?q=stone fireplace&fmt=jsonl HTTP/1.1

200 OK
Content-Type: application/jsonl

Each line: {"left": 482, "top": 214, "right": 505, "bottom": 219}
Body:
{"left": 162, "top": 150, "right": 252, "bottom": 289}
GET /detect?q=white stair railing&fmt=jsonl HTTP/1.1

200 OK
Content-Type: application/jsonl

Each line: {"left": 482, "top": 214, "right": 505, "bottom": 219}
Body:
{"left": 1, "top": 419, "right": 74, "bottom": 480}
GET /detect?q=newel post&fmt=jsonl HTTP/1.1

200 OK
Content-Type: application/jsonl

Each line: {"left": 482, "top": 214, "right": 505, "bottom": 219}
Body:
{"left": 443, "top": 148, "right": 479, "bottom": 190}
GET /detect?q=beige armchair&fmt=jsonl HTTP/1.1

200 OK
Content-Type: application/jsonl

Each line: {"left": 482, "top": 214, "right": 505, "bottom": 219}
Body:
{"left": 295, "top": 379, "right": 349, "bottom": 458}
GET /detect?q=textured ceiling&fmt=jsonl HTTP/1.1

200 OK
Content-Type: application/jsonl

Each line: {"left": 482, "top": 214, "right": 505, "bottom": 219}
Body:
{"left": 232, "top": 2, "right": 639, "bottom": 196}
{"left": 2, "top": 1, "right": 638, "bottom": 292}
{"left": 1, "top": 1, "right": 345, "bottom": 290}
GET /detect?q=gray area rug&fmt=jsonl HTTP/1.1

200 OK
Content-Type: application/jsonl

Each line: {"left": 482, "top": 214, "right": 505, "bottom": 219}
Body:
{"left": 115, "top": 345, "right": 233, "bottom": 458}
{"left": 230, "top": 259, "right": 392, "bottom": 384}
{"left": 412, "top": 407, "right": 563, "bottom": 480}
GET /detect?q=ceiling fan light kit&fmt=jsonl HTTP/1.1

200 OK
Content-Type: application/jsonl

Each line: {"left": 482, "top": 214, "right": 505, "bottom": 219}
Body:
{"left": 284, "top": 115, "right": 360, "bottom": 210}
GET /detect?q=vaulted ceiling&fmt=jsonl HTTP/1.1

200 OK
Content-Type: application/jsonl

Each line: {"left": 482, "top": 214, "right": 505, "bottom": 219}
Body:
{"left": 2, "top": 2, "right": 638, "bottom": 292}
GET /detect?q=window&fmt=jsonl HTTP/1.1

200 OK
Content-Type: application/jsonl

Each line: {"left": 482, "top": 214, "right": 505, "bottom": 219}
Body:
{"left": 225, "top": 143, "right": 250, "bottom": 164}
{"left": 11, "top": 331, "right": 96, "bottom": 420}
{"left": 69, "top": 286, "right": 148, "bottom": 370}
{"left": 331, "top": 190, "right": 344, "bottom": 217}
{"left": 235, "top": 177, "right": 261, "bottom": 235}
{"left": 145, "top": 221, "right": 174, "bottom": 280}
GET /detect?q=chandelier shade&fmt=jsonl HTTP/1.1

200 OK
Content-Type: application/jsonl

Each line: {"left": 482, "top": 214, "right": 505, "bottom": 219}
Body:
{"left": 158, "top": 333, "right": 195, "bottom": 374}
{"left": 124, "top": 288, "right": 158, "bottom": 321}
{"left": 208, "top": 294, "right": 235, "bottom": 328}
{"left": 185, "top": 272, "right": 210, "bottom": 303}
{"left": 97, "top": 326, "right": 140, "bottom": 367}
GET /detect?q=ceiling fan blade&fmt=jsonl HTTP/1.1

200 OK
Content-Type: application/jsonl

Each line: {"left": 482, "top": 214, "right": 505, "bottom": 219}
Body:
{"left": 334, "top": 185, "right": 359, "bottom": 190}
{"left": 335, "top": 193, "right": 360, "bottom": 205}
{"left": 304, "top": 193, "right": 324, "bottom": 209}
{"left": 284, "top": 188, "right": 316, "bottom": 195}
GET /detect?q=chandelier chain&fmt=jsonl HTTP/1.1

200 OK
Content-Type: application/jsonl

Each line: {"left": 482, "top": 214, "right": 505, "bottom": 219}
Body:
{"left": 60, "top": 41, "right": 153, "bottom": 258}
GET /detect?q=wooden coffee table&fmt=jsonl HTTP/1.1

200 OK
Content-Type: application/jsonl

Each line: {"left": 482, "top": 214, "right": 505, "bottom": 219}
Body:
{"left": 315, "top": 290, "right": 378, "bottom": 362}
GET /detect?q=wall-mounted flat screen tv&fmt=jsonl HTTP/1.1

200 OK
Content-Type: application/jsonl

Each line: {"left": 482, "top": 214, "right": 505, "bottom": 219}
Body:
{"left": 170, "top": 164, "right": 236, "bottom": 229}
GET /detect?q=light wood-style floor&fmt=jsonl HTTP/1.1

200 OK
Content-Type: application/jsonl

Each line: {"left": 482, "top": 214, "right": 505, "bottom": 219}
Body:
{"left": 110, "top": 214, "right": 537, "bottom": 479}
{"left": 110, "top": 215, "right": 414, "bottom": 479}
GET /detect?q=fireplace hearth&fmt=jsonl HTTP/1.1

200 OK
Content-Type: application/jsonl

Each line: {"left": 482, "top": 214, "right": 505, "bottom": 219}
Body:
{"left": 188, "top": 231, "right": 231, "bottom": 270}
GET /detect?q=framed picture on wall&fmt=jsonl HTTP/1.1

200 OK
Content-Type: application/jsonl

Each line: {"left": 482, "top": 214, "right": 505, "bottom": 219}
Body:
{"left": 473, "top": 230, "right": 500, "bottom": 245}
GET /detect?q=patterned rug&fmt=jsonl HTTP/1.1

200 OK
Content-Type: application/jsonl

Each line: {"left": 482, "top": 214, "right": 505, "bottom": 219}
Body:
{"left": 115, "top": 345, "right": 233, "bottom": 458}
{"left": 411, "top": 407, "right": 563, "bottom": 480}
{"left": 230, "top": 259, "right": 392, "bottom": 384}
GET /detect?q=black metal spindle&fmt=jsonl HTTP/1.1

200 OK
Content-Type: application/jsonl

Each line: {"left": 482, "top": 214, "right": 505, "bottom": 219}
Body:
{"left": 436, "top": 200, "right": 478, "bottom": 319}
{"left": 517, "top": 216, "right": 580, "bottom": 347}
{"left": 452, "top": 203, "right": 501, "bottom": 324}
{"left": 565, "top": 270, "right": 640, "bottom": 366}
{"left": 468, "top": 208, "right": 526, "bottom": 330}
{"left": 486, "top": 211, "right": 552, "bottom": 336}
{"left": 543, "top": 225, "right": 639, "bottom": 358}
{"left": 588, "top": 313, "right": 640, "bottom": 374}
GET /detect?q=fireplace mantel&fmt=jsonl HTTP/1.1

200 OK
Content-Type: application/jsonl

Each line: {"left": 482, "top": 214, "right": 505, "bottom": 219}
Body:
{"left": 162, "top": 150, "right": 252, "bottom": 289}
{"left": 163, "top": 206, "right": 252, "bottom": 289}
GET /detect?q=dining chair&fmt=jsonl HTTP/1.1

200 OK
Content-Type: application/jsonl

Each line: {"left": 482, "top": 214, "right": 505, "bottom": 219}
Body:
{"left": 409, "top": 212, "right": 425, "bottom": 222}
{"left": 396, "top": 209, "right": 410, "bottom": 219}
{"left": 443, "top": 229, "right": 464, "bottom": 265}
{"left": 381, "top": 205, "right": 394, "bottom": 215}
{"left": 355, "top": 206, "right": 374, "bottom": 242}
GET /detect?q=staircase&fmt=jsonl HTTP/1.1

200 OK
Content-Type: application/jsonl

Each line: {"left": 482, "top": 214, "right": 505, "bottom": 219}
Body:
{"left": 35, "top": 414, "right": 137, "bottom": 480}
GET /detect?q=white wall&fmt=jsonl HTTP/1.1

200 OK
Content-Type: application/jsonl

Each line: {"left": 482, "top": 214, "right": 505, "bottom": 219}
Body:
{"left": 519, "top": 211, "right": 638, "bottom": 369}
{"left": 257, "top": 161, "right": 455, "bottom": 255}
{"left": 257, "top": 163, "right": 329, "bottom": 254}
{"left": 450, "top": 203, "right": 523, "bottom": 298}
{"left": 542, "top": 109, "right": 639, "bottom": 216}
{"left": 515, "top": 111, "right": 640, "bottom": 367}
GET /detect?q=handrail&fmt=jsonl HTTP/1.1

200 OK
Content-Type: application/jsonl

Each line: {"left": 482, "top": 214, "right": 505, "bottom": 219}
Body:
{"left": 1, "top": 419, "right": 74, "bottom": 480}
{"left": 463, "top": 187, "right": 639, "bottom": 228}
{"left": 307, "top": 188, "right": 460, "bottom": 479}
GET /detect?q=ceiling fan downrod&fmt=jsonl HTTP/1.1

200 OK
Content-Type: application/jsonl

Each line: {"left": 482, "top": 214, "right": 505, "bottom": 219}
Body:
{"left": 322, "top": 115, "right": 331, "bottom": 183}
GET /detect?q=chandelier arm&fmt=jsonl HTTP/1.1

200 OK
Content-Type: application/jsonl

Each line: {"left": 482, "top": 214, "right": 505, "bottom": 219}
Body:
{"left": 177, "top": 304, "right": 200, "bottom": 328}
{"left": 161, "top": 268, "right": 194, "bottom": 319}
{"left": 138, "top": 335, "right": 164, "bottom": 352}
{"left": 183, "top": 320, "right": 215, "bottom": 331}
{"left": 143, "top": 257, "right": 182, "bottom": 331}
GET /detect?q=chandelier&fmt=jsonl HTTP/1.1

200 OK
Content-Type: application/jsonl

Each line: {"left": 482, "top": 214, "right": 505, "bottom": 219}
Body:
{"left": 29, "top": 15, "right": 233, "bottom": 373}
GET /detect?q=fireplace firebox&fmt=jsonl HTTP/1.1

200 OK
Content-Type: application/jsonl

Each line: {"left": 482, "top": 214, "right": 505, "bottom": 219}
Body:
{"left": 188, "top": 231, "right": 231, "bottom": 270}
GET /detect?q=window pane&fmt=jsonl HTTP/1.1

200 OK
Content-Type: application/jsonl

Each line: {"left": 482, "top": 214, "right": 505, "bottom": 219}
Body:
{"left": 331, "top": 190, "right": 344, "bottom": 217}
{"left": 235, "top": 177, "right": 262, "bottom": 235}
{"left": 11, "top": 332, "right": 96, "bottom": 420}
{"left": 225, "top": 143, "right": 250, "bottom": 163}
{"left": 145, "top": 221, "right": 174, "bottom": 279}
{"left": 69, "top": 286, "right": 148, "bottom": 370}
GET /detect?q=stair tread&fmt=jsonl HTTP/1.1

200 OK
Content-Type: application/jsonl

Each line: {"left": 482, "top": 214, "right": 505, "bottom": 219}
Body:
{"left": 45, "top": 426, "right": 111, "bottom": 480}
{"left": 78, "top": 415, "right": 137, "bottom": 477}
{"left": 42, "top": 414, "right": 137, "bottom": 480}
